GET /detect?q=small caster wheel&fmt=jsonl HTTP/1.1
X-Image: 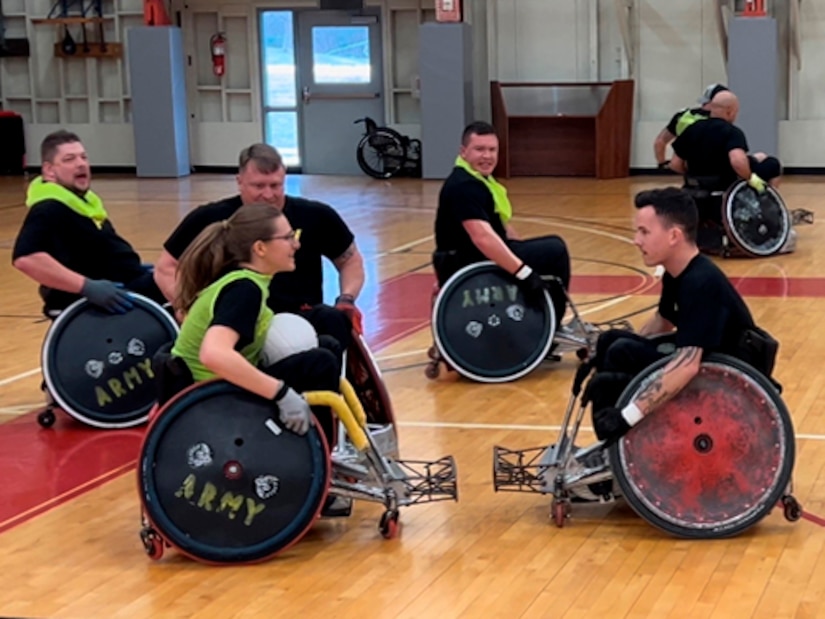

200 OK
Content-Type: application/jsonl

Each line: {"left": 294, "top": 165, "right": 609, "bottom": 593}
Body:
{"left": 551, "top": 500, "right": 569, "bottom": 528}
{"left": 38, "top": 408, "right": 56, "bottom": 428}
{"left": 427, "top": 346, "right": 439, "bottom": 361}
{"left": 424, "top": 361, "right": 440, "bottom": 380}
{"left": 782, "top": 495, "right": 802, "bottom": 522}
{"left": 140, "top": 527, "right": 164, "bottom": 560}
{"left": 379, "top": 510, "right": 400, "bottom": 539}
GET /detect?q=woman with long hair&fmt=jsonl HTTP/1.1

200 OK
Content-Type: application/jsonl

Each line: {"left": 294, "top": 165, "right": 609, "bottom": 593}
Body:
{"left": 170, "top": 203, "right": 339, "bottom": 440}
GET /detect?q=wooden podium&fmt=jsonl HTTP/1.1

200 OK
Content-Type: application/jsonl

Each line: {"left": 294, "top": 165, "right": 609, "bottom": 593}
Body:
{"left": 491, "top": 80, "right": 634, "bottom": 179}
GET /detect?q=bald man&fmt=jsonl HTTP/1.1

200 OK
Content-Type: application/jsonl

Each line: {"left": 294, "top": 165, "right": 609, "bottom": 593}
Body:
{"left": 653, "top": 83, "right": 730, "bottom": 169}
{"left": 669, "top": 90, "right": 782, "bottom": 192}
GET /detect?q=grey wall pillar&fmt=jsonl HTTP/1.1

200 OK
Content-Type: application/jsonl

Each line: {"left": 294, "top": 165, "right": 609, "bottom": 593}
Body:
{"left": 419, "top": 22, "right": 474, "bottom": 179}
{"left": 127, "top": 26, "right": 190, "bottom": 177}
{"left": 727, "top": 17, "right": 779, "bottom": 156}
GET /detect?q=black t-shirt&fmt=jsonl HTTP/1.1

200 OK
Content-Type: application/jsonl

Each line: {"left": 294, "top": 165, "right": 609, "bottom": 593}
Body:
{"left": 434, "top": 167, "right": 507, "bottom": 262}
{"left": 658, "top": 254, "right": 755, "bottom": 356}
{"left": 672, "top": 118, "right": 749, "bottom": 187}
{"left": 665, "top": 107, "right": 710, "bottom": 136}
{"left": 212, "top": 278, "right": 261, "bottom": 350}
{"left": 164, "top": 195, "right": 354, "bottom": 312}
{"left": 12, "top": 199, "right": 145, "bottom": 284}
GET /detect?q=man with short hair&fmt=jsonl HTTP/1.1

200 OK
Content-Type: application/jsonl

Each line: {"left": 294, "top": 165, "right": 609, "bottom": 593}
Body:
{"left": 155, "top": 143, "right": 364, "bottom": 352}
{"left": 669, "top": 90, "right": 782, "bottom": 192}
{"left": 12, "top": 130, "right": 164, "bottom": 314}
{"left": 433, "top": 121, "right": 571, "bottom": 325}
{"left": 589, "top": 187, "right": 775, "bottom": 443}
{"left": 653, "top": 83, "right": 730, "bottom": 169}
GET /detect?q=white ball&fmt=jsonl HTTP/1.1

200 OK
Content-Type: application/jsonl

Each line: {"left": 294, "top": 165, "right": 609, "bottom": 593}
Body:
{"left": 261, "top": 313, "right": 319, "bottom": 366}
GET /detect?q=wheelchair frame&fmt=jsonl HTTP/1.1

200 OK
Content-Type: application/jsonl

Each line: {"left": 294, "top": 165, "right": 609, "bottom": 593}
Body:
{"left": 493, "top": 353, "right": 803, "bottom": 537}
{"left": 138, "top": 377, "right": 458, "bottom": 562}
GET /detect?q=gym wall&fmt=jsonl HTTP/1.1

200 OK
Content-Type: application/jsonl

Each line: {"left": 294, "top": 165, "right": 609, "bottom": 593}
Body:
{"left": 1, "top": 0, "right": 819, "bottom": 169}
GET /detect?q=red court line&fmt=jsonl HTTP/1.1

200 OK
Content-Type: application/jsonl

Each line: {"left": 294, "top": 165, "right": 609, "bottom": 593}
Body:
{"left": 2, "top": 270, "right": 824, "bottom": 533}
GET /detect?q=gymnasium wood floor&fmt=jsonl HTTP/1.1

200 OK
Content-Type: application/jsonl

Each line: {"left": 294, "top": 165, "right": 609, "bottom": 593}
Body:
{"left": 1, "top": 172, "right": 824, "bottom": 619}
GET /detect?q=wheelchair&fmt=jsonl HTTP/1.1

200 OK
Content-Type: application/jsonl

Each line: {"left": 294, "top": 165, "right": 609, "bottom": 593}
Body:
{"left": 38, "top": 294, "right": 179, "bottom": 429}
{"left": 425, "top": 261, "right": 626, "bottom": 383}
{"left": 137, "top": 334, "right": 458, "bottom": 564}
{"left": 492, "top": 353, "right": 802, "bottom": 538}
{"left": 684, "top": 178, "right": 792, "bottom": 258}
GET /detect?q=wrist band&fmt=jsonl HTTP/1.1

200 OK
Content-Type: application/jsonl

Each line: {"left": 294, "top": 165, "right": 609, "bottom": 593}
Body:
{"left": 273, "top": 381, "right": 288, "bottom": 401}
{"left": 514, "top": 263, "right": 532, "bottom": 280}
{"left": 621, "top": 402, "right": 644, "bottom": 426}
{"left": 335, "top": 294, "right": 355, "bottom": 304}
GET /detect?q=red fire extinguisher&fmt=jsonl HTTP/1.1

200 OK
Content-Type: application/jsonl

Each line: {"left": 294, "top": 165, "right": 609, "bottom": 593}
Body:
{"left": 210, "top": 32, "right": 227, "bottom": 77}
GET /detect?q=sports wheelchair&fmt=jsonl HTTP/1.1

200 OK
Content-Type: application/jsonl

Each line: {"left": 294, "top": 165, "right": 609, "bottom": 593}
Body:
{"left": 38, "top": 294, "right": 179, "bottom": 429}
{"left": 684, "top": 177, "right": 792, "bottom": 258}
{"left": 493, "top": 353, "right": 802, "bottom": 538}
{"left": 425, "top": 261, "right": 628, "bottom": 383}
{"left": 137, "top": 332, "right": 458, "bottom": 564}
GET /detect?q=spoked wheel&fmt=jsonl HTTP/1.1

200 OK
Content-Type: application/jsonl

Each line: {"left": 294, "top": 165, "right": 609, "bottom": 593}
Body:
{"left": 722, "top": 181, "right": 791, "bottom": 257}
{"left": 357, "top": 129, "right": 407, "bottom": 179}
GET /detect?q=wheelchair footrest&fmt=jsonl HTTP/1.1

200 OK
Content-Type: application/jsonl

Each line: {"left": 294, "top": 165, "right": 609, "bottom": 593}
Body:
{"left": 393, "top": 456, "right": 458, "bottom": 505}
{"left": 492, "top": 445, "right": 550, "bottom": 494}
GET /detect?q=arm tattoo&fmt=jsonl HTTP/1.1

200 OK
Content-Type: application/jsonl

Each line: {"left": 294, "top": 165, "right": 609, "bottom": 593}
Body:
{"left": 634, "top": 346, "right": 700, "bottom": 414}
{"left": 334, "top": 243, "right": 355, "bottom": 265}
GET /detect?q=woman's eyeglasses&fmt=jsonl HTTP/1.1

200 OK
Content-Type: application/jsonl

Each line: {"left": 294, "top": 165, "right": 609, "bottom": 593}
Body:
{"left": 267, "top": 229, "right": 301, "bottom": 242}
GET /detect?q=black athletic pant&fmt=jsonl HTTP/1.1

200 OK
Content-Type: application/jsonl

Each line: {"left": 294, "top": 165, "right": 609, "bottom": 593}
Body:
{"left": 264, "top": 347, "right": 341, "bottom": 451}
{"left": 509, "top": 235, "right": 571, "bottom": 326}
{"left": 298, "top": 304, "right": 352, "bottom": 361}
{"left": 588, "top": 329, "right": 672, "bottom": 412}
{"left": 433, "top": 234, "right": 571, "bottom": 327}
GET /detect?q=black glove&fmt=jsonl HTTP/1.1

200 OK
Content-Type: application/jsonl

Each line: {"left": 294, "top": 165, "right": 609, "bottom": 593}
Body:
{"left": 514, "top": 263, "right": 547, "bottom": 308}
{"left": 273, "top": 382, "right": 311, "bottom": 435}
{"left": 592, "top": 406, "right": 632, "bottom": 443}
{"left": 657, "top": 160, "right": 671, "bottom": 170}
{"left": 81, "top": 279, "right": 133, "bottom": 314}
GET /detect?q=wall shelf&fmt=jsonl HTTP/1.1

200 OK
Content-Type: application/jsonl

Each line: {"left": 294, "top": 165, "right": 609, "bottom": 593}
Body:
{"left": 31, "top": 17, "right": 110, "bottom": 25}
{"left": 53, "top": 42, "right": 123, "bottom": 58}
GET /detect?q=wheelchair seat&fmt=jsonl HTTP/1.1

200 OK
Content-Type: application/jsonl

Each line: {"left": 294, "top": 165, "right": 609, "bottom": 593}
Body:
{"left": 39, "top": 294, "right": 179, "bottom": 429}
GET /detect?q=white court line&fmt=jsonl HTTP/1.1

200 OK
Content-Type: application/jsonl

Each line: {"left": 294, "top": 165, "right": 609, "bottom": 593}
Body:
{"left": 375, "top": 234, "right": 434, "bottom": 258}
{"left": 396, "top": 419, "right": 825, "bottom": 441}
{"left": 0, "top": 368, "right": 40, "bottom": 387}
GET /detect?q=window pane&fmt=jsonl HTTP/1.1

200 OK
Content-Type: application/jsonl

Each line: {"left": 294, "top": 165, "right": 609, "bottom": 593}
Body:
{"left": 261, "top": 11, "right": 297, "bottom": 107}
{"left": 265, "top": 111, "right": 300, "bottom": 167}
{"left": 311, "top": 26, "right": 371, "bottom": 84}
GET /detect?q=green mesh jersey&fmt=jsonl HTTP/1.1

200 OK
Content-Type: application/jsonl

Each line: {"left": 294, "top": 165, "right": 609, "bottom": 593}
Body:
{"left": 172, "top": 269, "right": 274, "bottom": 381}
